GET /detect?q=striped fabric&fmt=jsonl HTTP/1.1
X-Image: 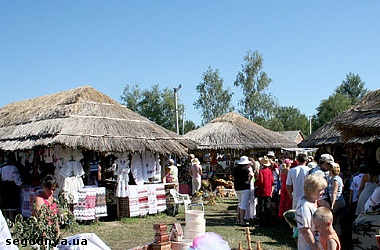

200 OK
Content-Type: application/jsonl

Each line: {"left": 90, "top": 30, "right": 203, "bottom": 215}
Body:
{"left": 127, "top": 184, "right": 167, "bottom": 217}
{"left": 73, "top": 186, "right": 107, "bottom": 220}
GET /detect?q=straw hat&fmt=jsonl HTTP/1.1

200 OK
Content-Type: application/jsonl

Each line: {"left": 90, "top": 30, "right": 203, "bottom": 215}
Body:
{"left": 192, "top": 158, "right": 201, "bottom": 165}
{"left": 259, "top": 156, "right": 271, "bottom": 167}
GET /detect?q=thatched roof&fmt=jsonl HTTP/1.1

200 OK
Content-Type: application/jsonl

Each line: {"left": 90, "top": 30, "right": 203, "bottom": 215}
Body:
{"left": 334, "top": 89, "right": 380, "bottom": 142}
{"left": 0, "top": 86, "right": 197, "bottom": 156}
{"left": 279, "top": 130, "right": 304, "bottom": 144}
{"left": 298, "top": 89, "right": 380, "bottom": 148}
{"left": 297, "top": 121, "right": 343, "bottom": 148}
{"left": 185, "top": 112, "right": 297, "bottom": 150}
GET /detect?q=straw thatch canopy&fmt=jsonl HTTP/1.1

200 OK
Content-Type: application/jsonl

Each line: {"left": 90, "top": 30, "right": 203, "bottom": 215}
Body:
{"left": 298, "top": 89, "right": 380, "bottom": 148}
{"left": 297, "top": 121, "right": 343, "bottom": 148}
{"left": 185, "top": 112, "right": 297, "bottom": 150}
{"left": 334, "top": 89, "right": 380, "bottom": 143}
{"left": 0, "top": 86, "right": 197, "bottom": 156}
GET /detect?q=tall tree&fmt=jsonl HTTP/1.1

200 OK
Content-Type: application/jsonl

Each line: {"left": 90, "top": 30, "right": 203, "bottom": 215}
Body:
{"left": 335, "top": 72, "right": 368, "bottom": 104}
{"left": 184, "top": 120, "right": 197, "bottom": 134}
{"left": 313, "top": 93, "right": 352, "bottom": 130}
{"left": 120, "top": 84, "right": 185, "bottom": 132}
{"left": 269, "top": 106, "right": 310, "bottom": 136}
{"left": 234, "top": 50, "right": 278, "bottom": 125}
{"left": 194, "top": 66, "right": 234, "bottom": 125}
{"left": 312, "top": 73, "right": 368, "bottom": 131}
{"left": 121, "top": 84, "right": 141, "bottom": 112}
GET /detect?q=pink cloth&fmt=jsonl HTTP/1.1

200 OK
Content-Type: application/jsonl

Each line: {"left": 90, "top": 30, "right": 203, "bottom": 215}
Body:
{"left": 190, "top": 164, "right": 202, "bottom": 180}
{"left": 36, "top": 193, "right": 58, "bottom": 215}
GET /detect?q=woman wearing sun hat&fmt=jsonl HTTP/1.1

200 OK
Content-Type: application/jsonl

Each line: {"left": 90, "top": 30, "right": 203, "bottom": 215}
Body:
{"left": 255, "top": 156, "right": 274, "bottom": 227}
{"left": 233, "top": 156, "right": 253, "bottom": 225}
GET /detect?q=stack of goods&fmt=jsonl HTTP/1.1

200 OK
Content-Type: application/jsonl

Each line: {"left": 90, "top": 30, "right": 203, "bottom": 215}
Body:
{"left": 215, "top": 186, "right": 236, "bottom": 197}
{"left": 150, "top": 223, "right": 171, "bottom": 250}
{"left": 184, "top": 208, "right": 206, "bottom": 241}
{"left": 214, "top": 178, "right": 234, "bottom": 188}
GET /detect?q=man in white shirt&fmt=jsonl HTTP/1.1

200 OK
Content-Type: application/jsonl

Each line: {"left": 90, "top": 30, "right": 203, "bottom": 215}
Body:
{"left": 286, "top": 153, "right": 311, "bottom": 209}
{"left": 309, "top": 153, "right": 334, "bottom": 201}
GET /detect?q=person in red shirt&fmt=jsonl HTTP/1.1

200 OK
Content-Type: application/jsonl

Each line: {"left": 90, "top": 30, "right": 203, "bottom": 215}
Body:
{"left": 255, "top": 156, "right": 274, "bottom": 227}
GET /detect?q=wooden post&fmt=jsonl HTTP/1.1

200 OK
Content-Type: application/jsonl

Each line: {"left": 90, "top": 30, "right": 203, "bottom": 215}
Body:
{"left": 256, "top": 241, "right": 262, "bottom": 250}
{"left": 238, "top": 241, "right": 243, "bottom": 250}
{"left": 245, "top": 227, "right": 252, "bottom": 250}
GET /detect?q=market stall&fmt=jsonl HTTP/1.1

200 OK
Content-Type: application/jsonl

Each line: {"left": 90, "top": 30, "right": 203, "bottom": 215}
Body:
{"left": 0, "top": 86, "right": 198, "bottom": 220}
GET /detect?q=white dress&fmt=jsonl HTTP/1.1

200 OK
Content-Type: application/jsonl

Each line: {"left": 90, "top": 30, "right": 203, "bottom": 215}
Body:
{"left": 115, "top": 158, "right": 130, "bottom": 198}
{"left": 61, "top": 161, "right": 85, "bottom": 203}
{"left": 131, "top": 153, "right": 144, "bottom": 185}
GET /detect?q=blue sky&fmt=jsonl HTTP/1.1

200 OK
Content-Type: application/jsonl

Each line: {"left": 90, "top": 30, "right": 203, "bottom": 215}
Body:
{"left": 1, "top": 1, "right": 379, "bottom": 126}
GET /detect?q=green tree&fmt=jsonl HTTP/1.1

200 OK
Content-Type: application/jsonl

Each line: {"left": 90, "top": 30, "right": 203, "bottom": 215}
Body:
{"left": 312, "top": 73, "right": 368, "bottom": 131}
{"left": 313, "top": 93, "right": 352, "bottom": 130}
{"left": 194, "top": 66, "right": 234, "bottom": 125}
{"left": 335, "top": 72, "right": 368, "bottom": 104}
{"left": 120, "top": 84, "right": 184, "bottom": 132}
{"left": 269, "top": 106, "right": 310, "bottom": 136}
{"left": 184, "top": 120, "right": 197, "bottom": 134}
{"left": 234, "top": 50, "right": 278, "bottom": 125}
{"left": 121, "top": 84, "right": 141, "bottom": 112}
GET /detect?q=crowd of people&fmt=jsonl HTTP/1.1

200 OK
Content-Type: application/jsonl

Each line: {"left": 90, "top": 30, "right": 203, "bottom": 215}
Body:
{"left": 233, "top": 151, "right": 380, "bottom": 250}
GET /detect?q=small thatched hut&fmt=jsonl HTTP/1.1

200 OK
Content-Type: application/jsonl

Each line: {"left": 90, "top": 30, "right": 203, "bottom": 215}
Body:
{"left": 186, "top": 112, "right": 296, "bottom": 150}
{"left": 0, "top": 86, "right": 197, "bottom": 155}
{"left": 184, "top": 112, "right": 297, "bottom": 170}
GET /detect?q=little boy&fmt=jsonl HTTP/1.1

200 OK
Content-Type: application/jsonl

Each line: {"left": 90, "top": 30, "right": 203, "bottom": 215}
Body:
{"left": 312, "top": 207, "right": 341, "bottom": 250}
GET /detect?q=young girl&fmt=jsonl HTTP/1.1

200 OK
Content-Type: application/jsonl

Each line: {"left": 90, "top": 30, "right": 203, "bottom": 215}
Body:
{"left": 312, "top": 207, "right": 341, "bottom": 250}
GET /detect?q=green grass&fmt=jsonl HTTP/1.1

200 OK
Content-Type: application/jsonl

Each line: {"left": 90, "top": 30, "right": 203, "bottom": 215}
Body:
{"left": 59, "top": 197, "right": 296, "bottom": 250}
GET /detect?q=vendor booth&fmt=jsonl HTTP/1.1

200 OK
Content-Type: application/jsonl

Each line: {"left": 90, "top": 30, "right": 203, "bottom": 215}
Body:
{"left": 0, "top": 86, "right": 198, "bottom": 221}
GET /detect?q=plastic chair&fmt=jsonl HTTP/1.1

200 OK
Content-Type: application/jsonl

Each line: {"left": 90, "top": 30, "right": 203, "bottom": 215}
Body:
{"left": 169, "top": 189, "right": 191, "bottom": 215}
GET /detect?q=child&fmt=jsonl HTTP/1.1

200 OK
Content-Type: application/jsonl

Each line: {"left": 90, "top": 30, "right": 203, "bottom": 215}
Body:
{"left": 312, "top": 207, "right": 341, "bottom": 250}
{"left": 296, "top": 174, "right": 328, "bottom": 250}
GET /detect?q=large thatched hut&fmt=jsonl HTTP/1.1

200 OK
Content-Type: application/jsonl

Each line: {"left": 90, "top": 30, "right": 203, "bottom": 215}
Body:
{"left": 0, "top": 86, "right": 197, "bottom": 219}
{"left": 299, "top": 89, "right": 380, "bottom": 170}
{"left": 0, "top": 85, "right": 196, "bottom": 155}
{"left": 334, "top": 89, "right": 380, "bottom": 144}
{"left": 297, "top": 121, "right": 343, "bottom": 148}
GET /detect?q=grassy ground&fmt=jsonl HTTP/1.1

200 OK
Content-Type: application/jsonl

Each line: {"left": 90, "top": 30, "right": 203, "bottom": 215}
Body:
{"left": 58, "top": 196, "right": 296, "bottom": 250}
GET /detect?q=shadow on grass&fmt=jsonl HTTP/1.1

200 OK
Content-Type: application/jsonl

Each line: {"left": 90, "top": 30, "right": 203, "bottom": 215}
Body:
{"left": 202, "top": 198, "right": 296, "bottom": 249}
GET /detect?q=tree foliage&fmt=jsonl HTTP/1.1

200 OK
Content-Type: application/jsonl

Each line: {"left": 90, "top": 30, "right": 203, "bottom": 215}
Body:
{"left": 335, "top": 72, "right": 368, "bottom": 104}
{"left": 194, "top": 66, "right": 234, "bottom": 125}
{"left": 268, "top": 106, "right": 310, "bottom": 136}
{"left": 312, "top": 72, "right": 368, "bottom": 131}
{"left": 184, "top": 120, "right": 197, "bottom": 133}
{"left": 120, "top": 84, "right": 186, "bottom": 133}
{"left": 234, "top": 50, "right": 278, "bottom": 125}
{"left": 313, "top": 93, "right": 352, "bottom": 130}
